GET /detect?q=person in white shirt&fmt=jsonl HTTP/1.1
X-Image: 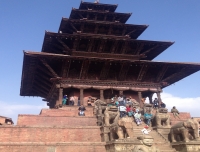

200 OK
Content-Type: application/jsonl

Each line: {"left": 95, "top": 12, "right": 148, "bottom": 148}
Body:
{"left": 118, "top": 102, "right": 126, "bottom": 118}
{"left": 69, "top": 96, "right": 75, "bottom": 106}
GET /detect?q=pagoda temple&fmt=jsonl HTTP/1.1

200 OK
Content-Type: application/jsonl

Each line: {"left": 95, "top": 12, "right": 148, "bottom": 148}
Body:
{"left": 20, "top": 1, "right": 200, "bottom": 108}
{"left": 0, "top": 1, "right": 199, "bottom": 152}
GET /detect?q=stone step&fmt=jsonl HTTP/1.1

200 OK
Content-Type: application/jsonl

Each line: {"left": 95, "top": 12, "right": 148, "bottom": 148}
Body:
{"left": 0, "top": 126, "right": 101, "bottom": 142}
{"left": 0, "top": 142, "right": 106, "bottom": 152}
{"left": 40, "top": 106, "right": 94, "bottom": 117}
{"left": 17, "top": 115, "right": 97, "bottom": 126}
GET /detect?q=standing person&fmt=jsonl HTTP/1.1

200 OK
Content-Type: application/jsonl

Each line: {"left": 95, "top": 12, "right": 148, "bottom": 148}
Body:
{"left": 77, "top": 97, "right": 80, "bottom": 106}
{"left": 171, "top": 106, "right": 180, "bottom": 119}
{"left": 119, "top": 102, "right": 126, "bottom": 118}
{"left": 78, "top": 104, "right": 86, "bottom": 116}
{"left": 62, "top": 95, "right": 68, "bottom": 105}
{"left": 69, "top": 95, "right": 75, "bottom": 106}
{"left": 153, "top": 98, "right": 159, "bottom": 109}
{"left": 118, "top": 95, "right": 124, "bottom": 105}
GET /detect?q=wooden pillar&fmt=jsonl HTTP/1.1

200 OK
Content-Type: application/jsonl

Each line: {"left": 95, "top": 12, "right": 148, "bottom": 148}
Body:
{"left": 156, "top": 92, "right": 162, "bottom": 107}
{"left": 119, "top": 90, "right": 123, "bottom": 96}
{"left": 58, "top": 88, "right": 63, "bottom": 105}
{"left": 138, "top": 92, "right": 142, "bottom": 108}
{"left": 100, "top": 89, "right": 104, "bottom": 101}
{"left": 80, "top": 88, "right": 84, "bottom": 105}
{"left": 148, "top": 93, "right": 154, "bottom": 104}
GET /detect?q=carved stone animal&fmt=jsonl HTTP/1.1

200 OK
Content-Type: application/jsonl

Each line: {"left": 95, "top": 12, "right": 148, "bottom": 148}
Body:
{"left": 154, "top": 108, "right": 170, "bottom": 128}
{"left": 170, "top": 118, "right": 199, "bottom": 142}
{"left": 132, "top": 135, "right": 160, "bottom": 152}
{"left": 110, "top": 117, "right": 134, "bottom": 140}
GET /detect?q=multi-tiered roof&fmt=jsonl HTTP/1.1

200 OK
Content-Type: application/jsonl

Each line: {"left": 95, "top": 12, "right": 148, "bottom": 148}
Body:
{"left": 20, "top": 2, "right": 200, "bottom": 107}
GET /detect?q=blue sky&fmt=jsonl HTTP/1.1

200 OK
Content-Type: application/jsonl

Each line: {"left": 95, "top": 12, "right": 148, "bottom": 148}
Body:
{"left": 0, "top": 0, "right": 200, "bottom": 123}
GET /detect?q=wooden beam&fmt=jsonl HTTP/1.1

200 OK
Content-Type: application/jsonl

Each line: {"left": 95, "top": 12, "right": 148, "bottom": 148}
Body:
{"left": 80, "top": 23, "right": 85, "bottom": 32}
{"left": 120, "top": 41, "right": 128, "bottom": 54}
{"left": 33, "top": 86, "right": 48, "bottom": 96}
{"left": 35, "top": 75, "right": 52, "bottom": 88}
{"left": 34, "top": 81, "right": 49, "bottom": 92}
{"left": 142, "top": 44, "right": 159, "bottom": 55}
{"left": 97, "top": 39, "right": 106, "bottom": 53}
{"left": 79, "top": 60, "right": 90, "bottom": 79}
{"left": 162, "top": 67, "right": 191, "bottom": 83}
{"left": 134, "top": 43, "right": 145, "bottom": 55}
{"left": 57, "top": 39, "right": 71, "bottom": 54}
{"left": 37, "top": 65, "right": 53, "bottom": 77}
{"left": 77, "top": 12, "right": 84, "bottom": 19}
{"left": 156, "top": 65, "right": 168, "bottom": 82}
{"left": 87, "top": 39, "right": 94, "bottom": 52}
{"left": 122, "top": 27, "right": 127, "bottom": 36}
{"left": 137, "top": 64, "right": 148, "bottom": 81}
{"left": 70, "top": 23, "right": 78, "bottom": 32}
{"left": 126, "top": 29, "right": 136, "bottom": 36}
{"left": 40, "top": 59, "right": 59, "bottom": 78}
{"left": 100, "top": 61, "right": 111, "bottom": 80}
{"left": 73, "top": 38, "right": 80, "bottom": 50}
{"left": 118, "top": 62, "right": 130, "bottom": 81}
{"left": 108, "top": 25, "right": 113, "bottom": 35}
{"left": 94, "top": 24, "right": 99, "bottom": 34}
{"left": 47, "top": 82, "right": 57, "bottom": 101}
{"left": 35, "top": 71, "right": 51, "bottom": 82}
{"left": 61, "top": 59, "right": 71, "bottom": 78}
{"left": 110, "top": 40, "right": 118, "bottom": 53}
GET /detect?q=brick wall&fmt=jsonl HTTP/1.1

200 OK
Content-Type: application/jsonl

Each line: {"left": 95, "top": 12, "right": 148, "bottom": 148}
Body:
{"left": 0, "top": 126, "right": 101, "bottom": 142}
{"left": 17, "top": 115, "right": 97, "bottom": 126}
{"left": 0, "top": 143, "right": 106, "bottom": 152}
{"left": 170, "top": 112, "right": 191, "bottom": 126}
{"left": 40, "top": 107, "right": 94, "bottom": 117}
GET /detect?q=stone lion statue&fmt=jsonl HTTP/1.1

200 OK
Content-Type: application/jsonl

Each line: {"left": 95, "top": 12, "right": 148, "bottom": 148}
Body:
{"left": 154, "top": 108, "right": 170, "bottom": 128}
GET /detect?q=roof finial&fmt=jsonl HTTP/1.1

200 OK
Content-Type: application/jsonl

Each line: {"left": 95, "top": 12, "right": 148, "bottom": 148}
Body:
{"left": 94, "top": 0, "right": 99, "bottom": 3}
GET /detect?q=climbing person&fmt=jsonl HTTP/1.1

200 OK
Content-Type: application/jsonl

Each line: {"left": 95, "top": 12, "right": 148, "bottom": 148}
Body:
{"left": 171, "top": 106, "right": 180, "bottom": 119}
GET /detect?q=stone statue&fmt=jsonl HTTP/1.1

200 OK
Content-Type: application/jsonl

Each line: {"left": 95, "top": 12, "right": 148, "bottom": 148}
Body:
{"left": 132, "top": 135, "right": 160, "bottom": 152}
{"left": 143, "top": 103, "right": 153, "bottom": 114}
{"left": 104, "top": 106, "right": 119, "bottom": 126}
{"left": 93, "top": 99, "right": 107, "bottom": 115}
{"left": 154, "top": 108, "right": 170, "bottom": 128}
{"left": 170, "top": 118, "right": 200, "bottom": 142}
{"left": 110, "top": 117, "right": 135, "bottom": 140}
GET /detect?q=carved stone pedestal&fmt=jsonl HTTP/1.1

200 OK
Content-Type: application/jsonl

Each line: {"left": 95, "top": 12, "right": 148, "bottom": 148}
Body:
{"left": 105, "top": 139, "right": 141, "bottom": 152}
{"left": 171, "top": 141, "right": 200, "bottom": 152}
{"left": 100, "top": 126, "right": 110, "bottom": 142}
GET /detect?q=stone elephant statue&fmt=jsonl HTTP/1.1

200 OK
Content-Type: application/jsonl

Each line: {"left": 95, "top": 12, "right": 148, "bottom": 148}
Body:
{"left": 154, "top": 108, "right": 170, "bottom": 128}
{"left": 110, "top": 117, "right": 134, "bottom": 140}
{"left": 170, "top": 118, "right": 199, "bottom": 142}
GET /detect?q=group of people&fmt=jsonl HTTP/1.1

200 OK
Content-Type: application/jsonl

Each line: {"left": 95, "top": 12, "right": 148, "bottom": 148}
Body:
{"left": 110, "top": 95, "right": 153, "bottom": 127}
{"left": 62, "top": 95, "right": 80, "bottom": 106}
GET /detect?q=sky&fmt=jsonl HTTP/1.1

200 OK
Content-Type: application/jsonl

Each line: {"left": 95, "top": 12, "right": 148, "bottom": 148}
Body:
{"left": 0, "top": 0, "right": 200, "bottom": 123}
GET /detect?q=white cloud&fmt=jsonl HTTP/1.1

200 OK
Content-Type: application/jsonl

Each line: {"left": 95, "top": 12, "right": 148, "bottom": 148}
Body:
{"left": 0, "top": 100, "right": 48, "bottom": 124}
{"left": 0, "top": 92, "right": 200, "bottom": 124}
{"left": 149, "top": 92, "right": 200, "bottom": 117}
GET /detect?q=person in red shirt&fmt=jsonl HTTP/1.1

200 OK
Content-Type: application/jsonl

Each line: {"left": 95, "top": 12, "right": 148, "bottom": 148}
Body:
{"left": 126, "top": 105, "right": 133, "bottom": 117}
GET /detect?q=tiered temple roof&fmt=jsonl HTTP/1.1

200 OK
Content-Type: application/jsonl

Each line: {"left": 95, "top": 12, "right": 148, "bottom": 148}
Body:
{"left": 20, "top": 1, "right": 200, "bottom": 108}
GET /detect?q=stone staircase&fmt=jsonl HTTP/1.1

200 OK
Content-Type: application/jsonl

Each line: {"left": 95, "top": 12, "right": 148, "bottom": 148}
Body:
{"left": 0, "top": 106, "right": 106, "bottom": 152}
{"left": 131, "top": 122, "right": 177, "bottom": 152}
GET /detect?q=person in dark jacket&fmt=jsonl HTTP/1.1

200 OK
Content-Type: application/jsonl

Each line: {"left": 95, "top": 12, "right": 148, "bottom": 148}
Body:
{"left": 78, "top": 104, "right": 86, "bottom": 116}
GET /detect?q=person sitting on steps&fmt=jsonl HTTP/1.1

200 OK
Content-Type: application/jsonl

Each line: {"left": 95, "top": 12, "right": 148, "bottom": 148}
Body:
{"left": 78, "top": 104, "right": 86, "bottom": 116}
